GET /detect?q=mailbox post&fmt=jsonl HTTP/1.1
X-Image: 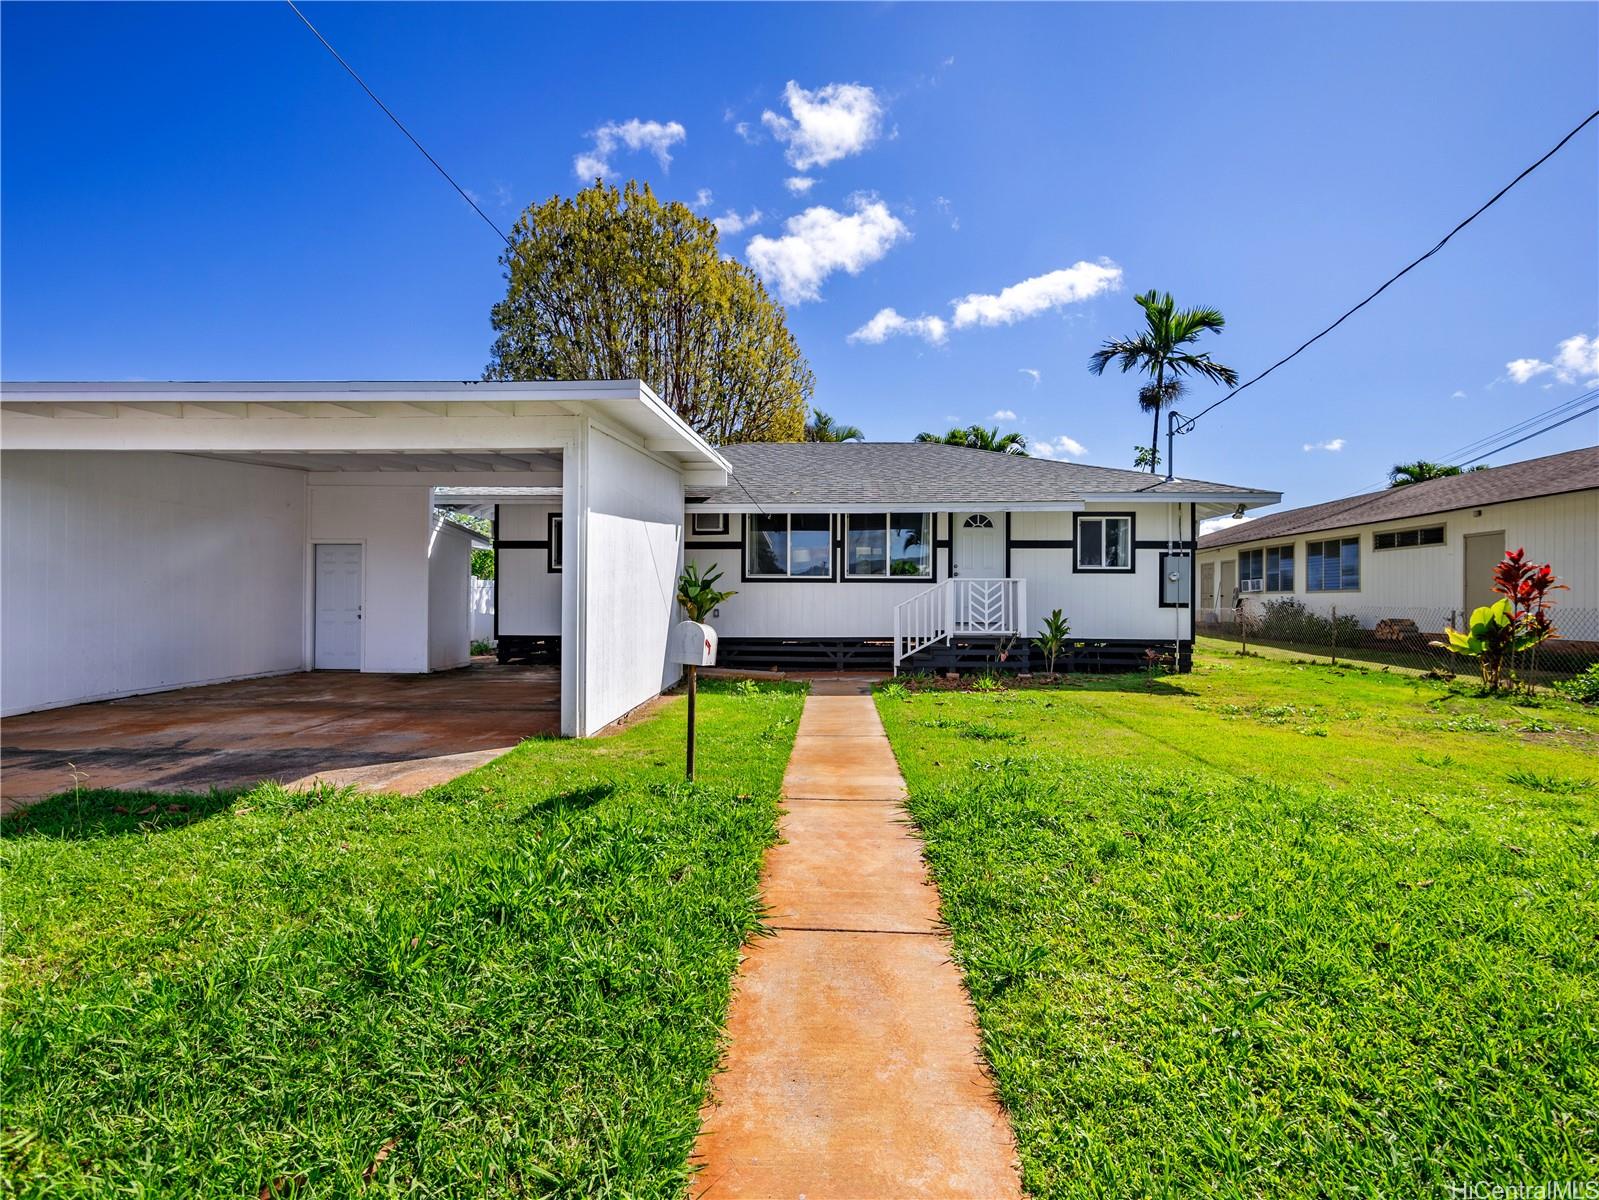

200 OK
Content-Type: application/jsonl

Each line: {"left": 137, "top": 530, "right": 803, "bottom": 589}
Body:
{"left": 669, "top": 621, "right": 718, "bottom": 781}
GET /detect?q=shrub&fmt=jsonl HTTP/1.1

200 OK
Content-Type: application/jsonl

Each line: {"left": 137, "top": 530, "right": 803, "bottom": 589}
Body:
{"left": 1434, "top": 548, "right": 1565, "bottom": 691}
{"left": 1256, "top": 598, "right": 1360, "bottom": 646}
{"left": 1033, "top": 609, "right": 1071, "bottom": 674}
{"left": 1554, "top": 663, "right": 1599, "bottom": 705}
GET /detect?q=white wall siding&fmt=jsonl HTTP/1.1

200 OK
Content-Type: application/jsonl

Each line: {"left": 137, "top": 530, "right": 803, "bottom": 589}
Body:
{"left": 471, "top": 578, "right": 496, "bottom": 645}
{"left": 1197, "top": 491, "right": 1599, "bottom": 621}
{"left": 307, "top": 480, "right": 433, "bottom": 673}
{"left": 427, "top": 519, "right": 472, "bottom": 670}
{"left": 579, "top": 425, "right": 684, "bottom": 734}
{"left": 496, "top": 503, "right": 562, "bottom": 636}
{"left": 1, "top": 450, "right": 306, "bottom": 715}
{"left": 685, "top": 503, "right": 1196, "bottom": 643}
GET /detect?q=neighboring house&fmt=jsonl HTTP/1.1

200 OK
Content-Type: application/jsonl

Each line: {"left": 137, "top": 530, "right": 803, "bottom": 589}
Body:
{"left": 0, "top": 380, "right": 1279, "bottom": 736}
{"left": 664, "top": 442, "right": 1276, "bottom": 672}
{"left": 1196, "top": 446, "right": 1598, "bottom": 637}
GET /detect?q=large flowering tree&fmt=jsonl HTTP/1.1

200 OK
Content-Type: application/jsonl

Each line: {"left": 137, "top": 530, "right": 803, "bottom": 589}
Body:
{"left": 1434, "top": 548, "right": 1565, "bottom": 691}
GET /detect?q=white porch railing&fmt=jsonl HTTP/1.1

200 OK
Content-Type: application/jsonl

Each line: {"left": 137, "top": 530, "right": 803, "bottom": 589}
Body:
{"left": 893, "top": 578, "right": 1026, "bottom": 674}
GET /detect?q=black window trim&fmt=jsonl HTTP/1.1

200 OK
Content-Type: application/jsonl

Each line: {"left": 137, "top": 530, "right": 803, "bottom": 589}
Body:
{"left": 740, "top": 512, "right": 838, "bottom": 583}
{"left": 547, "top": 511, "right": 563, "bottom": 573}
{"left": 841, "top": 511, "right": 937, "bottom": 584}
{"left": 1071, "top": 511, "right": 1137, "bottom": 574}
{"left": 690, "top": 511, "right": 730, "bottom": 537}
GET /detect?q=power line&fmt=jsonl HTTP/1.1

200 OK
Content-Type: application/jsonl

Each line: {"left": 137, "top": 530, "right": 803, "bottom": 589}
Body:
{"left": 284, "top": 0, "right": 514, "bottom": 250}
{"left": 1180, "top": 107, "right": 1599, "bottom": 432}
{"left": 1450, "top": 398, "right": 1598, "bottom": 468}
{"left": 1434, "top": 390, "right": 1597, "bottom": 464}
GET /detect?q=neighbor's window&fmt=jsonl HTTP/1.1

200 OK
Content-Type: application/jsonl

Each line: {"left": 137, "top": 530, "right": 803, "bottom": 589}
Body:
{"left": 747, "top": 513, "right": 832, "bottom": 578}
{"left": 548, "top": 514, "right": 563, "bottom": 572}
{"left": 1373, "top": 525, "right": 1445, "bottom": 550}
{"left": 845, "top": 512, "right": 932, "bottom": 578}
{"left": 1266, "top": 545, "right": 1295, "bottom": 591}
{"left": 1238, "top": 548, "right": 1264, "bottom": 589}
{"left": 1306, "top": 536, "right": 1359, "bottom": 591}
{"left": 1076, "top": 514, "right": 1133, "bottom": 570}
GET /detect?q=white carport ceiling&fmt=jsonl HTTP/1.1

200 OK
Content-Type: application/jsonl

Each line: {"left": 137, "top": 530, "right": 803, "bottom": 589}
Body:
{"left": 184, "top": 449, "right": 562, "bottom": 473}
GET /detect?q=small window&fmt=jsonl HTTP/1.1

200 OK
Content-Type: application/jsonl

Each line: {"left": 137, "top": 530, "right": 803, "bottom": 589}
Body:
{"left": 845, "top": 512, "right": 932, "bottom": 579}
{"left": 746, "top": 513, "right": 832, "bottom": 579}
{"left": 1306, "top": 537, "right": 1359, "bottom": 591}
{"left": 1373, "top": 525, "right": 1445, "bottom": 550}
{"left": 1238, "top": 548, "right": 1264, "bottom": 588}
{"left": 1266, "top": 545, "right": 1294, "bottom": 592}
{"left": 691, "top": 512, "right": 729, "bottom": 537}
{"left": 1075, "top": 514, "right": 1133, "bottom": 571}
{"left": 962, "top": 514, "right": 994, "bottom": 529}
{"left": 548, "top": 513, "right": 563, "bottom": 572}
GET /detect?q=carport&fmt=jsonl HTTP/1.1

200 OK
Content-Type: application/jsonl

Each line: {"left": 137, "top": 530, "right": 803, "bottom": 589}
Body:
{"left": 1, "top": 382, "right": 729, "bottom": 769}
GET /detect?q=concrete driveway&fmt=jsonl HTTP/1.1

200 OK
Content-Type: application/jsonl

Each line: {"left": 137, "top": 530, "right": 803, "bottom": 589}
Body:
{"left": 1, "top": 662, "right": 559, "bottom": 809}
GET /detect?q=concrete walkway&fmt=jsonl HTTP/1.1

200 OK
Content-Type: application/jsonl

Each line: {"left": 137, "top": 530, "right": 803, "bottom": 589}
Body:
{"left": 692, "top": 679, "right": 1023, "bottom": 1198}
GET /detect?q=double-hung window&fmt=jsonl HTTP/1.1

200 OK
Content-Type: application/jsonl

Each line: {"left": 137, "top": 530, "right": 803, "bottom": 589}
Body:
{"left": 845, "top": 512, "right": 932, "bottom": 579}
{"left": 1265, "top": 545, "right": 1294, "bottom": 591}
{"left": 1075, "top": 514, "right": 1133, "bottom": 571}
{"left": 1306, "top": 536, "right": 1359, "bottom": 591}
{"left": 746, "top": 513, "right": 832, "bottom": 579}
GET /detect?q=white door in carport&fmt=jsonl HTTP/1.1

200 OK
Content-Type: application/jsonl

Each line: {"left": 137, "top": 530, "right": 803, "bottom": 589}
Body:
{"left": 314, "top": 543, "right": 363, "bottom": 669}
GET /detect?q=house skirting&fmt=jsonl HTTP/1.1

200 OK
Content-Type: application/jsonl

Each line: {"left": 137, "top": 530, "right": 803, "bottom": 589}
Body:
{"left": 714, "top": 636, "right": 1193, "bottom": 675}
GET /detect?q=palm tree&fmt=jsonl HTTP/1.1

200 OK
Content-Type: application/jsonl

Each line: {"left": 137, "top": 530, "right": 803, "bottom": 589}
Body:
{"left": 804, "top": 410, "right": 864, "bottom": 442}
{"left": 1388, "top": 460, "right": 1485, "bottom": 487}
{"left": 914, "top": 424, "right": 1028, "bottom": 455}
{"left": 1089, "top": 291, "right": 1239, "bottom": 473}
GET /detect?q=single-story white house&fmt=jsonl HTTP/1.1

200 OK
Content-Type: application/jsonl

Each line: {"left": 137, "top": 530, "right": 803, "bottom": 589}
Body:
{"left": 1, "top": 380, "right": 1280, "bottom": 735}
{"left": 0, "top": 380, "right": 730, "bottom": 735}
{"left": 499, "top": 440, "right": 1279, "bottom": 674}
{"left": 1196, "top": 445, "right": 1598, "bottom": 638}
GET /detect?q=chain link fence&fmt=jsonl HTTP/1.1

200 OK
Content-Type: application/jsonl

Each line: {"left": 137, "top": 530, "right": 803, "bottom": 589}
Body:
{"left": 1196, "top": 599, "right": 1599, "bottom": 683}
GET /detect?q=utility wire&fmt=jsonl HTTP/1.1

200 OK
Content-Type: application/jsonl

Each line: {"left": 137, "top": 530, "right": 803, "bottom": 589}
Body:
{"left": 1434, "top": 390, "right": 1597, "bottom": 464}
{"left": 1450, "top": 398, "right": 1598, "bottom": 468}
{"left": 1181, "top": 108, "right": 1599, "bottom": 431}
{"left": 285, "top": 0, "right": 514, "bottom": 251}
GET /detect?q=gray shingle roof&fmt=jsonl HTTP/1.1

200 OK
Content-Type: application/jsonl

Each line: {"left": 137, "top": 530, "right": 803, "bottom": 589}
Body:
{"left": 1197, "top": 446, "right": 1599, "bottom": 551}
{"left": 687, "top": 442, "right": 1273, "bottom": 508}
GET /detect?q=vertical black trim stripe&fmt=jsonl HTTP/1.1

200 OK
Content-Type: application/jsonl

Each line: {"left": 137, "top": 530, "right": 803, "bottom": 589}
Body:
{"left": 492, "top": 503, "right": 500, "bottom": 640}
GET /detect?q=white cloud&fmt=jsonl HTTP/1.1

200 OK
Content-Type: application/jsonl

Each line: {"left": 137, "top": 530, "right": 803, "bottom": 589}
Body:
{"left": 1018, "top": 368, "right": 1041, "bottom": 385}
{"left": 951, "top": 261, "right": 1123, "bottom": 329}
{"left": 712, "top": 208, "right": 763, "bottom": 236}
{"left": 746, "top": 197, "right": 909, "bottom": 304}
{"left": 573, "top": 118, "right": 685, "bottom": 181}
{"left": 934, "top": 195, "right": 959, "bottom": 231}
{"left": 1507, "top": 357, "right": 1555, "bottom": 384}
{"left": 733, "top": 120, "right": 759, "bottom": 144}
{"left": 1506, "top": 332, "right": 1599, "bottom": 386}
{"left": 761, "top": 80, "right": 885, "bottom": 170}
{"left": 784, "top": 176, "right": 817, "bottom": 195}
{"left": 992, "top": 408, "right": 1017, "bottom": 421}
{"left": 1200, "top": 512, "right": 1257, "bottom": 536}
{"left": 848, "top": 307, "right": 947, "bottom": 345}
{"left": 690, "top": 188, "right": 714, "bottom": 210}
{"left": 1450, "top": 390, "right": 1467, "bottom": 400}
{"left": 1302, "top": 438, "right": 1346, "bottom": 453}
{"left": 1032, "top": 435, "right": 1090, "bottom": 460}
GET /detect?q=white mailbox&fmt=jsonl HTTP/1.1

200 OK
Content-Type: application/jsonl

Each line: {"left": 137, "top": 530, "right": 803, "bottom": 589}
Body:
{"left": 669, "top": 620, "right": 718, "bottom": 667}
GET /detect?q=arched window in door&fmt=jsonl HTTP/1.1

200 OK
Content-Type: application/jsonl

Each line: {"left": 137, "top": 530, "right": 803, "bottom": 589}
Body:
{"left": 962, "top": 514, "right": 994, "bottom": 529}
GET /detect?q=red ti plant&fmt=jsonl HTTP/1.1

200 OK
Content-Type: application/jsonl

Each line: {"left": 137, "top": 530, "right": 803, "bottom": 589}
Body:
{"left": 1433, "top": 549, "right": 1566, "bottom": 690}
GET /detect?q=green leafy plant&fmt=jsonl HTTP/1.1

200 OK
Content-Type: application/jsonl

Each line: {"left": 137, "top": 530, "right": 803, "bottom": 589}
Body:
{"left": 1432, "top": 550, "right": 1565, "bottom": 691}
{"left": 1554, "top": 663, "right": 1599, "bottom": 705}
{"left": 470, "top": 639, "right": 494, "bottom": 656}
{"left": 1257, "top": 598, "right": 1360, "bottom": 647}
{"left": 1034, "top": 609, "right": 1071, "bottom": 675}
{"left": 677, "top": 563, "right": 736, "bottom": 623}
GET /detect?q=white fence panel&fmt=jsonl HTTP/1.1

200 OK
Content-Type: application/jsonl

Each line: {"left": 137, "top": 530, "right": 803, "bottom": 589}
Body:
{"left": 471, "top": 578, "right": 496, "bottom": 646}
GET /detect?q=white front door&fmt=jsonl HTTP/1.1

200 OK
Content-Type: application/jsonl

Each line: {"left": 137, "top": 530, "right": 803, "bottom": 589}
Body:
{"left": 953, "top": 512, "right": 1005, "bottom": 628}
{"left": 314, "top": 543, "right": 363, "bottom": 670}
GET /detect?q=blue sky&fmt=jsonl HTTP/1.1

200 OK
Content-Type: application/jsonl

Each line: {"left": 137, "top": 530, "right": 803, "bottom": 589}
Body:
{"left": 3, "top": 2, "right": 1595, "bottom": 511}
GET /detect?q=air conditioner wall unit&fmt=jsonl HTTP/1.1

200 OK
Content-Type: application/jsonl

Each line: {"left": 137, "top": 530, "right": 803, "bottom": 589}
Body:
{"left": 1240, "top": 579, "right": 1264, "bottom": 592}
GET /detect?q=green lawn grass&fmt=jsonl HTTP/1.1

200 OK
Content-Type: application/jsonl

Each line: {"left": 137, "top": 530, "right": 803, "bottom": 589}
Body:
{"left": 877, "top": 652, "right": 1599, "bottom": 1197}
{"left": 1, "top": 679, "right": 805, "bottom": 1198}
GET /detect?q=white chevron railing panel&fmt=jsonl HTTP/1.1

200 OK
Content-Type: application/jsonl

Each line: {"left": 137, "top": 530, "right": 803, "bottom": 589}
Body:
{"left": 894, "top": 578, "right": 1026, "bottom": 673}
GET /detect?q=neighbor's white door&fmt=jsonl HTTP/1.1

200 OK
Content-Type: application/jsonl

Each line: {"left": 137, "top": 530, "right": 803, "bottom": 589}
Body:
{"left": 314, "top": 543, "right": 363, "bottom": 670}
{"left": 953, "top": 513, "right": 1005, "bottom": 628}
